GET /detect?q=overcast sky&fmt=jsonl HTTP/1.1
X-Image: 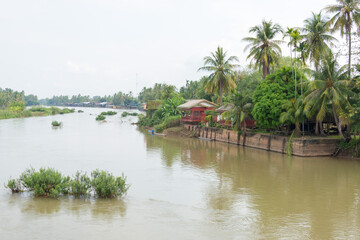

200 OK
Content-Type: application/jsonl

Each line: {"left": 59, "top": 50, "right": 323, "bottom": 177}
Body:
{"left": 0, "top": 0, "right": 334, "bottom": 98}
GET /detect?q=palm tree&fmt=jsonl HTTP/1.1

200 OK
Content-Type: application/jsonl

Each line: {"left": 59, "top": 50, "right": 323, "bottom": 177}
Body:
{"left": 243, "top": 20, "right": 284, "bottom": 79}
{"left": 198, "top": 46, "right": 238, "bottom": 106}
{"left": 284, "top": 27, "right": 295, "bottom": 76}
{"left": 302, "top": 12, "right": 337, "bottom": 71}
{"left": 222, "top": 93, "right": 253, "bottom": 133}
{"left": 324, "top": 0, "right": 360, "bottom": 80}
{"left": 304, "top": 51, "right": 354, "bottom": 140}
{"left": 289, "top": 29, "right": 302, "bottom": 100}
{"left": 280, "top": 97, "right": 305, "bottom": 135}
{"left": 296, "top": 41, "right": 309, "bottom": 96}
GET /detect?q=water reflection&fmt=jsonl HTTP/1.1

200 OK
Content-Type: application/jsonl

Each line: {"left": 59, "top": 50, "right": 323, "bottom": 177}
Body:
{"left": 143, "top": 133, "right": 360, "bottom": 238}
{"left": 6, "top": 194, "right": 127, "bottom": 220}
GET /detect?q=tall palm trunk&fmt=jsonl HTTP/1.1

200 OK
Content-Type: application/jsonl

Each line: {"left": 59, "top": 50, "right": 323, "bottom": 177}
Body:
{"left": 348, "top": 25, "right": 352, "bottom": 80}
{"left": 332, "top": 104, "right": 346, "bottom": 140}
{"left": 290, "top": 45, "right": 293, "bottom": 78}
{"left": 295, "top": 122, "right": 300, "bottom": 135}
{"left": 262, "top": 62, "right": 267, "bottom": 79}
{"left": 219, "top": 79, "right": 223, "bottom": 106}
{"left": 243, "top": 118, "right": 247, "bottom": 133}
{"left": 320, "top": 121, "right": 325, "bottom": 135}
{"left": 294, "top": 51, "right": 297, "bottom": 101}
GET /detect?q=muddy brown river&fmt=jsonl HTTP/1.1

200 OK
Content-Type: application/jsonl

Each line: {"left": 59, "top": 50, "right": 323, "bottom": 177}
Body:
{"left": 0, "top": 107, "right": 359, "bottom": 239}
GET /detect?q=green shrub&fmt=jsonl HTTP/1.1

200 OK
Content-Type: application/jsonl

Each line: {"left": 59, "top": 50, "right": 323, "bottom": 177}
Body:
{"left": 339, "top": 139, "right": 360, "bottom": 157}
{"left": 91, "top": 170, "right": 128, "bottom": 198}
{"left": 69, "top": 171, "right": 92, "bottom": 197}
{"left": 8, "top": 101, "right": 26, "bottom": 113}
{"left": 101, "top": 111, "right": 117, "bottom": 116}
{"left": 20, "top": 168, "right": 70, "bottom": 197}
{"left": 6, "top": 168, "right": 129, "bottom": 199}
{"left": 78, "top": 110, "right": 84, "bottom": 113}
{"left": 51, "top": 121, "right": 61, "bottom": 127}
{"left": 154, "top": 115, "right": 181, "bottom": 133}
{"left": 5, "top": 178, "right": 22, "bottom": 193}
{"left": 96, "top": 115, "right": 106, "bottom": 121}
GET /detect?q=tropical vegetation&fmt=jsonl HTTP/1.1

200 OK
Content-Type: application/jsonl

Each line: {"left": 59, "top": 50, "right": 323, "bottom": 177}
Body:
{"left": 6, "top": 168, "right": 129, "bottom": 198}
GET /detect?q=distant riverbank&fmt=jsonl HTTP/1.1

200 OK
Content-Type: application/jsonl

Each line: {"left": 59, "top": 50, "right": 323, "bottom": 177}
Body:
{"left": 0, "top": 106, "right": 75, "bottom": 120}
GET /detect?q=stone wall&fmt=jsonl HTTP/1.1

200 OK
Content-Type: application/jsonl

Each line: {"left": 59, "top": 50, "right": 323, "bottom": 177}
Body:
{"left": 183, "top": 124, "right": 339, "bottom": 157}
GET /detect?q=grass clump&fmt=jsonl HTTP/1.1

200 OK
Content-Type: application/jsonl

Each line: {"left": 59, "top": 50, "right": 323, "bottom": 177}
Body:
{"left": 78, "top": 110, "right": 84, "bottom": 113}
{"left": 96, "top": 115, "right": 106, "bottom": 121}
{"left": 20, "top": 168, "right": 70, "bottom": 198}
{"left": 69, "top": 171, "right": 92, "bottom": 197}
{"left": 101, "top": 111, "right": 117, "bottom": 116}
{"left": 91, "top": 170, "right": 128, "bottom": 198}
{"left": 121, "top": 111, "right": 138, "bottom": 117}
{"left": 51, "top": 121, "right": 61, "bottom": 127}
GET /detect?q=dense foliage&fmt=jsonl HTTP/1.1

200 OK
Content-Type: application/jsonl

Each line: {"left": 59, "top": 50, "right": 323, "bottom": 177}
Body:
{"left": 91, "top": 170, "right": 128, "bottom": 198}
{"left": 20, "top": 168, "right": 70, "bottom": 197}
{"left": 6, "top": 168, "right": 129, "bottom": 198}
{"left": 96, "top": 115, "right": 106, "bottom": 121}
{"left": 252, "top": 67, "right": 302, "bottom": 129}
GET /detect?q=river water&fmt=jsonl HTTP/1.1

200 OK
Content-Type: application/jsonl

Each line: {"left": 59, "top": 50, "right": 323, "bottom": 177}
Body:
{"left": 0, "top": 107, "right": 359, "bottom": 240}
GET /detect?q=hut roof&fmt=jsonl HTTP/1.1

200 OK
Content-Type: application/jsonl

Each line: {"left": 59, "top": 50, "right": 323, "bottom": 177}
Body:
{"left": 177, "top": 99, "right": 217, "bottom": 109}
{"left": 216, "top": 104, "right": 234, "bottom": 113}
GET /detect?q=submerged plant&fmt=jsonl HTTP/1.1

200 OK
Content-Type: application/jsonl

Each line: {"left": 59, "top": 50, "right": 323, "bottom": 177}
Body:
{"left": 51, "top": 121, "right": 61, "bottom": 127}
{"left": 91, "top": 170, "right": 128, "bottom": 198}
{"left": 121, "top": 111, "right": 138, "bottom": 117}
{"left": 5, "top": 178, "right": 22, "bottom": 193}
{"left": 5, "top": 168, "right": 129, "bottom": 199}
{"left": 69, "top": 171, "right": 92, "bottom": 197}
{"left": 96, "top": 115, "right": 106, "bottom": 121}
{"left": 20, "top": 168, "right": 70, "bottom": 198}
{"left": 101, "top": 111, "right": 117, "bottom": 116}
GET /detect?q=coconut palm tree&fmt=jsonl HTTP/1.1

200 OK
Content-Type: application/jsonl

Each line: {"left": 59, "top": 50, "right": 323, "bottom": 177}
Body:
{"left": 289, "top": 29, "right": 302, "bottom": 100}
{"left": 198, "top": 46, "right": 238, "bottom": 106}
{"left": 302, "top": 12, "right": 337, "bottom": 71}
{"left": 222, "top": 93, "right": 253, "bottom": 133}
{"left": 304, "top": 51, "right": 354, "bottom": 140}
{"left": 284, "top": 27, "right": 295, "bottom": 76}
{"left": 324, "top": 0, "right": 360, "bottom": 80}
{"left": 296, "top": 41, "right": 309, "bottom": 96}
{"left": 280, "top": 96, "right": 306, "bottom": 135}
{"left": 243, "top": 20, "right": 284, "bottom": 79}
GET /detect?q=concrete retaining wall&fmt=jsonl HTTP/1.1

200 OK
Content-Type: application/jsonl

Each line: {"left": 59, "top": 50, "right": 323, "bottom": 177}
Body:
{"left": 183, "top": 124, "right": 339, "bottom": 157}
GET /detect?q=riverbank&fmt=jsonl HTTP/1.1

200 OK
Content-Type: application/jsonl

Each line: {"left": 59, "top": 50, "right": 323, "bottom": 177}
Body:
{"left": 0, "top": 106, "right": 75, "bottom": 120}
{"left": 172, "top": 124, "right": 341, "bottom": 157}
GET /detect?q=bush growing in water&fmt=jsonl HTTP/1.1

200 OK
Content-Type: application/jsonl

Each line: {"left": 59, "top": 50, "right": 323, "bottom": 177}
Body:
{"left": 91, "top": 170, "right": 128, "bottom": 198}
{"left": 69, "top": 171, "right": 92, "bottom": 197}
{"left": 6, "top": 178, "right": 22, "bottom": 193}
{"left": 20, "top": 168, "right": 70, "bottom": 197}
{"left": 51, "top": 121, "right": 61, "bottom": 127}
{"left": 5, "top": 168, "right": 129, "bottom": 198}
{"left": 121, "top": 111, "right": 138, "bottom": 117}
{"left": 96, "top": 115, "right": 106, "bottom": 121}
{"left": 101, "top": 111, "right": 117, "bottom": 116}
